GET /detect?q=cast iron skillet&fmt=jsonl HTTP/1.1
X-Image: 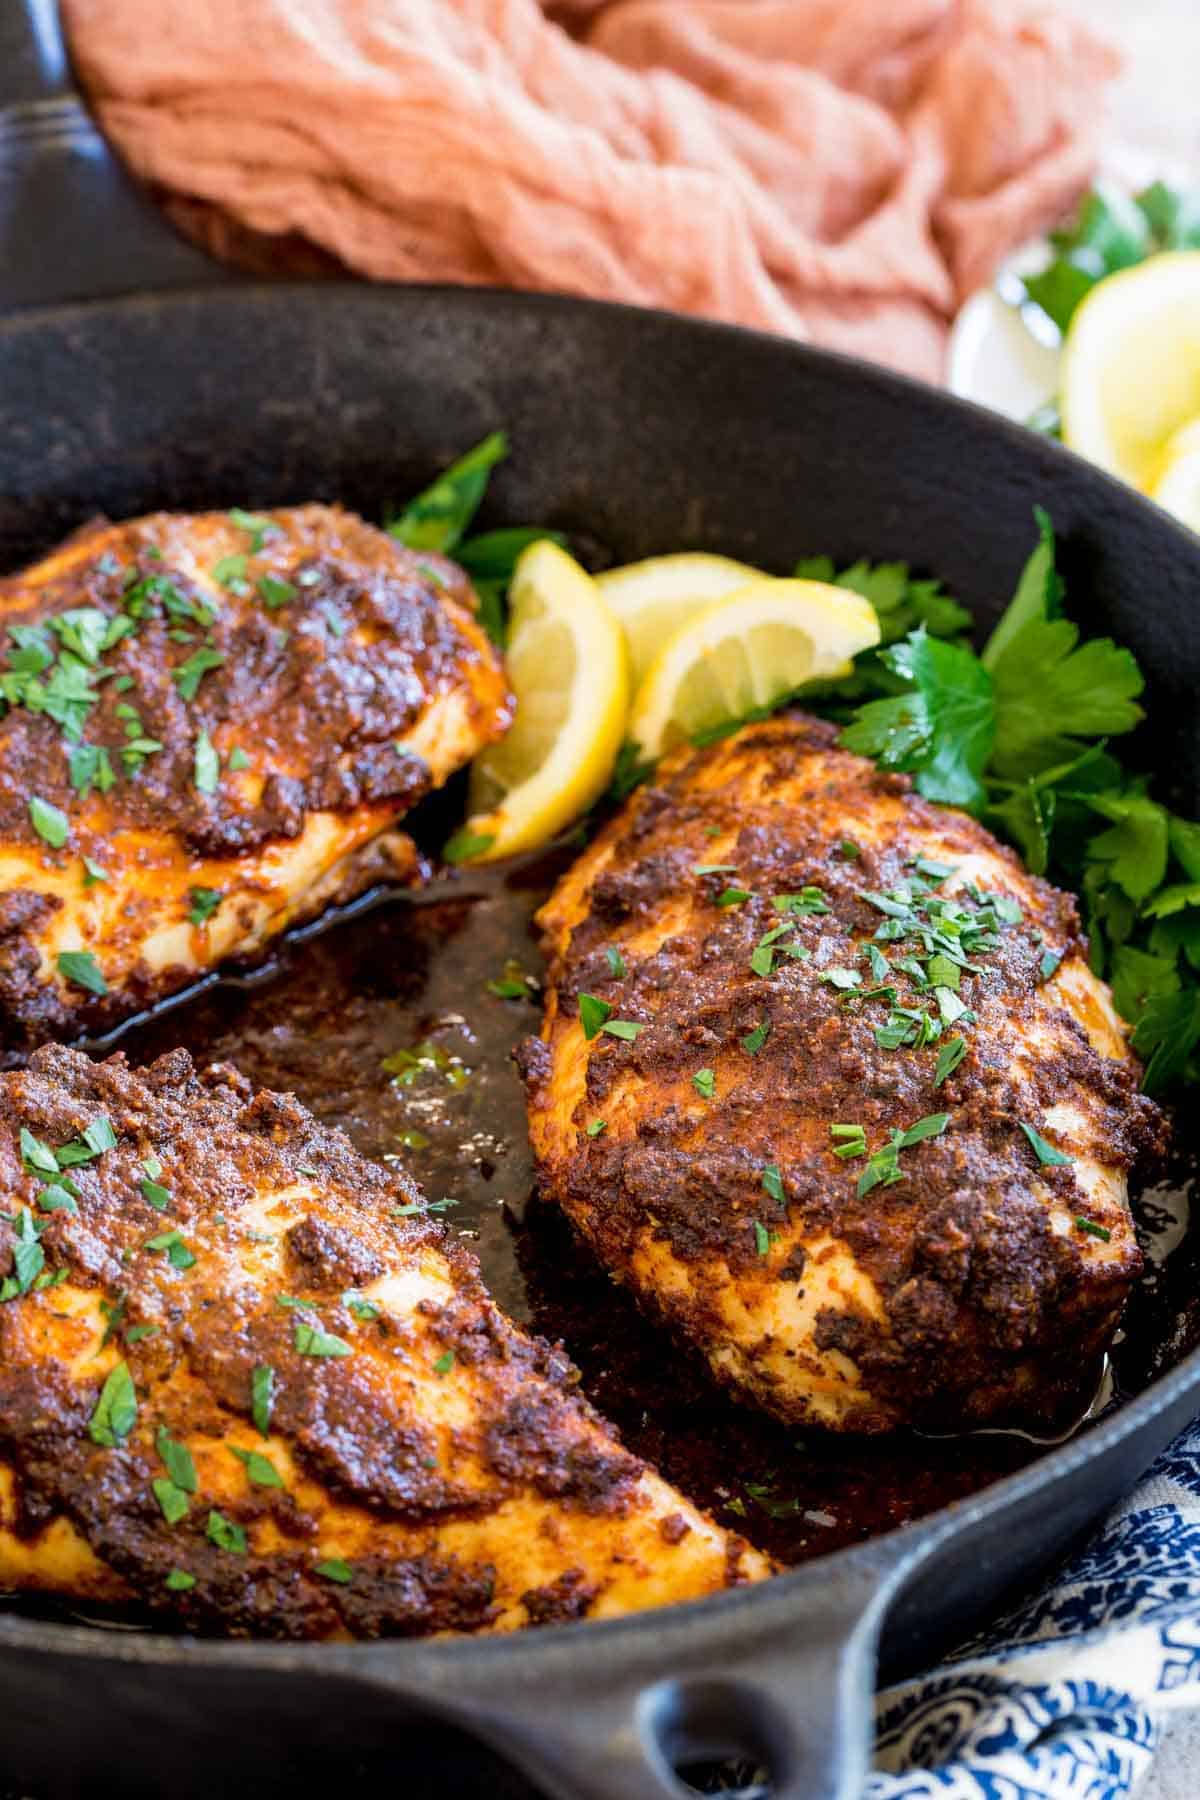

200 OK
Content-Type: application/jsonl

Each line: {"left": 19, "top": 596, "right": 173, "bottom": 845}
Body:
{"left": 2, "top": 10, "right": 1200, "bottom": 1798}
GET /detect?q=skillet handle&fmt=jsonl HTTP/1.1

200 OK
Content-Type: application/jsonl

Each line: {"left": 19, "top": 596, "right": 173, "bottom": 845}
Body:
{"left": 0, "top": 0, "right": 228, "bottom": 309}
{"left": 355, "top": 1547, "right": 909, "bottom": 1800}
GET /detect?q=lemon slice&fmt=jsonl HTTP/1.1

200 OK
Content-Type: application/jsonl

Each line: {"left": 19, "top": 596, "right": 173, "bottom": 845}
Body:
{"left": 597, "top": 552, "right": 764, "bottom": 688}
{"left": 1061, "top": 251, "right": 1200, "bottom": 490}
{"left": 627, "top": 578, "right": 881, "bottom": 760}
{"left": 462, "top": 541, "right": 628, "bottom": 859}
{"left": 1149, "top": 415, "right": 1200, "bottom": 532}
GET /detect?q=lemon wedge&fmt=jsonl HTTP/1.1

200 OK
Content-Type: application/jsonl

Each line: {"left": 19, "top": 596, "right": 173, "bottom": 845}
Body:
{"left": 627, "top": 578, "right": 880, "bottom": 760}
{"left": 462, "top": 541, "right": 628, "bottom": 859}
{"left": 1149, "top": 415, "right": 1200, "bottom": 533}
{"left": 597, "top": 552, "right": 764, "bottom": 688}
{"left": 1061, "top": 252, "right": 1200, "bottom": 490}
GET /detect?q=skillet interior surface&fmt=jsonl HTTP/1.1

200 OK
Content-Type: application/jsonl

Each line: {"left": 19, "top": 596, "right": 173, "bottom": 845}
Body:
{"left": 0, "top": 285, "right": 1198, "bottom": 1797}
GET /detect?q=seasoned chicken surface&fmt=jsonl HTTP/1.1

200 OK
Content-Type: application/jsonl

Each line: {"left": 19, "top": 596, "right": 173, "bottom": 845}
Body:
{"left": 0, "top": 1045, "right": 767, "bottom": 1636}
{"left": 522, "top": 714, "right": 1166, "bottom": 1434}
{"left": 0, "top": 506, "right": 511, "bottom": 1054}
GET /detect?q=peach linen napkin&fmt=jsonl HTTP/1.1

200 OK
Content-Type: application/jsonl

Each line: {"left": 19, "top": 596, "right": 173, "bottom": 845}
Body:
{"left": 62, "top": 0, "right": 1117, "bottom": 381}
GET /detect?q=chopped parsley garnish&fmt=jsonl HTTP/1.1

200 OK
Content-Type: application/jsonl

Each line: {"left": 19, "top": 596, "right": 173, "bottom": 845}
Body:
{"left": 229, "top": 508, "right": 275, "bottom": 552}
{"left": 1039, "top": 948, "right": 1064, "bottom": 982}
{"left": 604, "top": 946, "right": 627, "bottom": 978}
{"left": 126, "top": 1324, "right": 159, "bottom": 1344}
{"left": 212, "top": 552, "right": 249, "bottom": 592}
{"left": 84, "top": 1117, "right": 117, "bottom": 1154}
{"left": 227, "top": 746, "right": 251, "bottom": 771}
{"left": 585, "top": 1119, "right": 607, "bottom": 1138}
{"left": 230, "top": 1446, "right": 284, "bottom": 1488}
{"left": 173, "top": 648, "right": 224, "bottom": 700}
{"left": 145, "top": 1230, "right": 196, "bottom": 1271}
{"left": 206, "top": 1510, "right": 247, "bottom": 1554}
{"left": 258, "top": 575, "right": 296, "bottom": 610}
{"left": 829, "top": 1123, "right": 867, "bottom": 1160}
{"left": 251, "top": 1364, "right": 275, "bottom": 1436}
{"left": 71, "top": 747, "right": 115, "bottom": 800}
{"left": 693, "top": 1068, "right": 716, "bottom": 1099}
{"left": 166, "top": 1568, "right": 196, "bottom": 1592}
{"left": 343, "top": 1291, "right": 381, "bottom": 1321}
{"left": 88, "top": 1360, "right": 137, "bottom": 1448}
{"left": 153, "top": 1479, "right": 190, "bottom": 1525}
{"left": 819, "top": 967, "right": 861, "bottom": 991}
{"left": 487, "top": 957, "right": 534, "bottom": 999}
{"left": 693, "top": 863, "right": 737, "bottom": 875}
{"left": 773, "top": 888, "right": 830, "bottom": 915}
{"left": 57, "top": 950, "right": 108, "bottom": 997}
{"left": 601, "top": 1019, "right": 644, "bottom": 1042}
{"left": 294, "top": 1322, "right": 351, "bottom": 1358}
{"left": 741, "top": 1018, "right": 771, "bottom": 1056}
{"left": 315, "top": 1558, "right": 354, "bottom": 1585}
{"left": 156, "top": 1425, "right": 197, "bottom": 1495}
{"left": 432, "top": 1350, "right": 455, "bottom": 1375}
{"left": 579, "top": 993, "right": 611, "bottom": 1038}
{"left": 839, "top": 840, "right": 861, "bottom": 859}
{"left": 187, "top": 887, "right": 223, "bottom": 926}
{"left": 933, "top": 1036, "right": 967, "bottom": 1087}
{"left": 193, "top": 730, "right": 220, "bottom": 794}
{"left": 140, "top": 1179, "right": 170, "bottom": 1211}
{"left": 716, "top": 887, "right": 752, "bottom": 908}
{"left": 1075, "top": 1217, "right": 1112, "bottom": 1242}
{"left": 1019, "top": 1121, "right": 1074, "bottom": 1167}
{"left": 855, "top": 1113, "right": 950, "bottom": 1198}
{"left": 29, "top": 796, "right": 69, "bottom": 848}
{"left": 761, "top": 1164, "right": 784, "bottom": 1202}
{"left": 442, "top": 828, "right": 496, "bottom": 864}
{"left": 752, "top": 1221, "right": 771, "bottom": 1257}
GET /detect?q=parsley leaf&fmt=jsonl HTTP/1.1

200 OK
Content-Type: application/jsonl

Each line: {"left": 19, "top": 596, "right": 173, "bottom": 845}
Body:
{"left": 29, "top": 796, "right": 69, "bottom": 848}
{"left": 57, "top": 950, "right": 107, "bottom": 996}
{"left": 387, "top": 433, "right": 507, "bottom": 555}
{"left": 89, "top": 1361, "right": 137, "bottom": 1448}
{"left": 841, "top": 629, "right": 994, "bottom": 812}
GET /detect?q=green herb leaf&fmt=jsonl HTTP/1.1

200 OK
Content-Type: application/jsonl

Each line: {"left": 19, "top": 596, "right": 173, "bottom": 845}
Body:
{"left": 251, "top": 1364, "right": 275, "bottom": 1437}
{"left": 29, "top": 796, "right": 69, "bottom": 848}
{"left": 145, "top": 1230, "right": 196, "bottom": 1271}
{"left": 88, "top": 1360, "right": 137, "bottom": 1448}
{"left": 206, "top": 1509, "right": 247, "bottom": 1554}
{"left": 432, "top": 1349, "right": 455, "bottom": 1375}
{"left": 1075, "top": 1216, "right": 1113, "bottom": 1242}
{"left": 315, "top": 1558, "right": 353, "bottom": 1584}
{"left": 605, "top": 946, "right": 627, "bottom": 978}
{"left": 140, "top": 1179, "right": 171, "bottom": 1211}
{"left": 442, "top": 828, "right": 495, "bottom": 864}
{"left": 230, "top": 1446, "right": 284, "bottom": 1488}
{"left": 155, "top": 1425, "right": 197, "bottom": 1493}
{"left": 761, "top": 1164, "right": 784, "bottom": 1202}
{"left": 741, "top": 1018, "right": 771, "bottom": 1056}
{"left": 57, "top": 950, "right": 107, "bottom": 996}
{"left": 173, "top": 648, "right": 225, "bottom": 700}
{"left": 841, "top": 629, "right": 995, "bottom": 813}
{"left": 193, "top": 730, "right": 219, "bottom": 795}
{"left": 229, "top": 508, "right": 276, "bottom": 552}
{"left": 294, "top": 1322, "right": 351, "bottom": 1358}
{"left": 585, "top": 1119, "right": 607, "bottom": 1138}
{"left": 166, "top": 1568, "right": 196, "bottom": 1591}
{"left": 1019, "top": 1121, "right": 1073, "bottom": 1166}
{"left": 187, "top": 886, "right": 223, "bottom": 926}
{"left": 752, "top": 1221, "right": 770, "bottom": 1257}
{"left": 692, "top": 1068, "right": 716, "bottom": 1099}
{"left": 933, "top": 1036, "right": 967, "bottom": 1086}
{"left": 153, "top": 1478, "right": 190, "bottom": 1525}
{"left": 601, "top": 1019, "right": 644, "bottom": 1042}
{"left": 257, "top": 575, "right": 296, "bottom": 610}
{"left": 387, "top": 433, "right": 508, "bottom": 554}
{"left": 578, "top": 993, "right": 612, "bottom": 1039}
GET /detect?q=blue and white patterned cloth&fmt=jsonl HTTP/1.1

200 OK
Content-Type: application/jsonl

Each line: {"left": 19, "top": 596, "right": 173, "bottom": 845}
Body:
{"left": 868, "top": 1415, "right": 1200, "bottom": 1799}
